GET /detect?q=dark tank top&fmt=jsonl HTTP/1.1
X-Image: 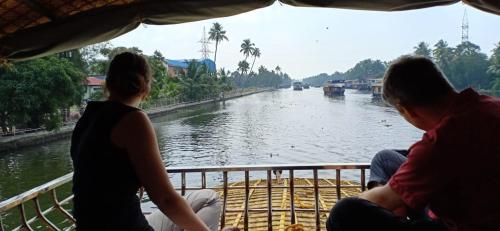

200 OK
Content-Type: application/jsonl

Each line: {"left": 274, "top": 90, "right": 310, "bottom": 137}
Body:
{"left": 71, "top": 101, "right": 153, "bottom": 231}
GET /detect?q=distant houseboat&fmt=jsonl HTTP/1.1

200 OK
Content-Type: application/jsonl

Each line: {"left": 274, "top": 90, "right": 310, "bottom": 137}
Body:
{"left": 323, "top": 80, "right": 345, "bottom": 96}
{"left": 372, "top": 83, "right": 383, "bottom": 99}
{"left": 293, "top": 82, "right": 303, "bottom": 91}
{"left": 303, "top": 84, "right": 310, "bottom": 89}
{"left": 344, "top": 79, "right": 370, "bottom": 90}
{"left": 371, "top": 79, "right": 383, "bottom": 99}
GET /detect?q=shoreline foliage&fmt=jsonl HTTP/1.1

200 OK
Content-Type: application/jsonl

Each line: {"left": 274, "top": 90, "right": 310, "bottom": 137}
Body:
{"left": 303, "top": 40, "right": 500, "bottom": 97}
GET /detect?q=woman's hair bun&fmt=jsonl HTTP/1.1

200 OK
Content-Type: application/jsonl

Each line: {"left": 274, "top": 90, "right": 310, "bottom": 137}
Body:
{"left": 105, "top": 52, "right": 152, "bottom": 98}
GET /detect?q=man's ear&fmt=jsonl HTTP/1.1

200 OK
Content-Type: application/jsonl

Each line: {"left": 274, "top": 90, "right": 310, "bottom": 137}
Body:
{"left": 397, "top": 103, "right": 419, "bottom": 119}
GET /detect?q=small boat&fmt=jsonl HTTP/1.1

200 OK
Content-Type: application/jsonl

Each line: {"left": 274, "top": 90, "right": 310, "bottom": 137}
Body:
{"left": 323, "top": 80, "right": 345, "bottom": 96}
{"left": 303, "top": 84, "right": 310, "bottom": 89}
{"left": 293, "top": 82, "right": 303, "bottom": 91}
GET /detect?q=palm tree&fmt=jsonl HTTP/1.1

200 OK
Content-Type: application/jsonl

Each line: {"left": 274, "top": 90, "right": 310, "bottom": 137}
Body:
{"left": 237, "top": 60, "right": 250, "bottom": 75}
{"left": 258, "top": 65, "right": 267, "bottom": 75}
{"left": 249, "top": 47, "right": 261, "bottom": 74}
{"left": 240, "top": 39, "right": 255, "bottom": 61}
{"left": 208, "top": 22, "right": 228, "bottom": 65}
{"left": 180, "top": 60, "right": 209, "bottom": 101}
{"left": 275, "top": 65, "right": 281, "bottom": 75}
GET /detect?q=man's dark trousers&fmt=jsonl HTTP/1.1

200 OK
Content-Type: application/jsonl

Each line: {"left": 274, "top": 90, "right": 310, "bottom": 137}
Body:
{"left": 325, "top": 150, "right": 448, "bottom": 231}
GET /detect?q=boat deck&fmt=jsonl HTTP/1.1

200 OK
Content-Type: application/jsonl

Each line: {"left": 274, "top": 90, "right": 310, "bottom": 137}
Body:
{"left": 215, "top": 178, "right": 361, "bottom": 231}
{"left": 0, "top": 163, "right": 369, "bottom": 231}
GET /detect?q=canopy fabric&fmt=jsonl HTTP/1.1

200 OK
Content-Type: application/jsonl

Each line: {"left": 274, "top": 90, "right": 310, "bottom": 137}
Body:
{"left": 0, "top": 0, "right": 499, "bottom": 62}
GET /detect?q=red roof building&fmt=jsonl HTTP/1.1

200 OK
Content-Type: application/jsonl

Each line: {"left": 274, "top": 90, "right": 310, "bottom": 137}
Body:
{"left": 84, "top": 76, "right": 105, "bottom": 100}
{"left": 86, "top": 76, "right": 105, "bottom": 86}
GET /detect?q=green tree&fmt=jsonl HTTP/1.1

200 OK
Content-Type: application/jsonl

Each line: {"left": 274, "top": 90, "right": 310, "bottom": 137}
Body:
{"left": 0, "top": 55, "right": 85, "bottom": 131}
{"left": 345, "top": 59, "right": 386, "bottom": 80}
{"left": 147, "top": 52, "right": 169, "bottom": 100}
{"left": 59, "top": 49, "right": 87, "bottom": 73}
{"left": 448, "top": 42, "right": 490, "bottom": 90}
{"left": 275, "top": 66, "right": 281, "bottom": 75}
{"left": 237, "top": 60, "right": 250, "bottom": 75}
{"left": 487, "top": 42, "right": 500, "bottom": 94}
{"left": 179, "top": 60, "right": 215, "bottom": 101}
{"left": 208, "top": 22, "right": 229, "bottom": 65}
{"left": 249, "top": 48, "right": 261, "bottom": 74}
{"left": 230, "top": 64, "right": 291, "bottom": 88}
{"left": 302, "top": 72, "right": 346, "bottom": 86}
{"left": 414, "top": 42, "right": 432, "bottom": 58}
{"left": 80, "top": 42, "right": 111, "bottom": 75}
{"left": 101, "top": 46, "right": 143, "bottom": 59}
{"left": 218, "top": 68, "right": 234, "bottom": 91}
{"left": 153, "top": 50, "right": 165, "bottom": 61}
{"left": 258, "top": 65, "right": 267, "bottom": 75}
{"left": 240, "top": 39, "right": 255, "bottom": 61}
{"left": 432, "top": 40, "right": 454, "bottom": 78}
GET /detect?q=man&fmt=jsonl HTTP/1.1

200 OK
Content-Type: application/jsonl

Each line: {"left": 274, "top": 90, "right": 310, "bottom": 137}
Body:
{"left": 326, "top": 56, "right": 500, "bottom": 231}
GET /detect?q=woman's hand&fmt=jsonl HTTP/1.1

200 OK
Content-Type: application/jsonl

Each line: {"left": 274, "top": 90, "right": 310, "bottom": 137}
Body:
{"left": 221, "top": 227, "right": 240, "bottom": 231}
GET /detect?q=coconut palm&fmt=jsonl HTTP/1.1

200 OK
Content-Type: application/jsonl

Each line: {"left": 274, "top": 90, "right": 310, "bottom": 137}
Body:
{"left": 208, "top": 22, "right": 228, "bottom": 65}
{"left": 258, "top": 65, "right": 267, "bottom": 75}
{"left": 249, "top": 47, "right": 261, "bottom": 74}
{"left": 237, "top": 60, "right": 250, "bottom": 75}
{"left": 240, "top": 39, "right": 255, "bottom": 61}
{"left": 275, "top": 65, "right": 281, "bottom": 75}
{"left": 179, "top": 60, "right": 210, "bottom": 101}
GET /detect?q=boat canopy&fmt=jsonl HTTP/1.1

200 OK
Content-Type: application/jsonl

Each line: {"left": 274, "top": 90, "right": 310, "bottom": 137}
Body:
{"left": 1, "top": 0, "right": 499, "bottom": 62}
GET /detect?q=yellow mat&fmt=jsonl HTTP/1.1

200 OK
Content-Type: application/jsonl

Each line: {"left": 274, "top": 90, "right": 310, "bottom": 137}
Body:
{"left": 216, "top": 178, "right": 362, "bottom": 231}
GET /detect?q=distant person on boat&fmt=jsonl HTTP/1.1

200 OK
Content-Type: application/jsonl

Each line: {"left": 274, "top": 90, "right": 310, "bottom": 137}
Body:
{"left": 71, "top": 52, "right": 237, "bottom": 231}
{"left": 326, "top": 55, "right": 500, "bottom": 231}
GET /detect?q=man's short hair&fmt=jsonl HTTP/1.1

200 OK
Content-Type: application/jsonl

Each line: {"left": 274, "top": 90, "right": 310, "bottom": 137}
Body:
{"left": 383, "top": 55, "right": 455, "bottom": 107}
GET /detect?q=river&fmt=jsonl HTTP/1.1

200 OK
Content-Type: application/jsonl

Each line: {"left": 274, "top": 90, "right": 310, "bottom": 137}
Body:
{"left": 0, "top": 88, "right": 423, "bottom": 200}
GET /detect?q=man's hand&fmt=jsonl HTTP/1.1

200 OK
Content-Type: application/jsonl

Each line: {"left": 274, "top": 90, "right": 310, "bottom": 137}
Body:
{"left": 358, "top": 184, "right": 407, "bottom": 217}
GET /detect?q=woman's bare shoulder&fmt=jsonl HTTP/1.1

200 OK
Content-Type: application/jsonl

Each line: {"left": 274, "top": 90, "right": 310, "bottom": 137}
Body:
{"left": 111, "top": 110, "right": 154, "bottom": 148}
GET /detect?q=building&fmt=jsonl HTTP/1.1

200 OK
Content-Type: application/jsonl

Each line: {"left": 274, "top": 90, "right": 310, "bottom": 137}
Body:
{"left": 165, "top": 59, "right": 216, "bottom": 77}
{"left": 84, "top": 76, "right": 105, "bottom": 100}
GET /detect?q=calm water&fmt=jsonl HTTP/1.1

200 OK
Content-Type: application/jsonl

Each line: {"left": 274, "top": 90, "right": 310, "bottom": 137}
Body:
{"left": 0, "top": 88, "right": 423, "bottom": 200}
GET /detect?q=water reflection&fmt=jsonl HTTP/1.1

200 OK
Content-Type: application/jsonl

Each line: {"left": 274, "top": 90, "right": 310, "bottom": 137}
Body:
{"left": 154, "top": 88, "right": 421, "bottom": 170}
{"left": 0, "top": 88, "right": 422, "bottom": 199}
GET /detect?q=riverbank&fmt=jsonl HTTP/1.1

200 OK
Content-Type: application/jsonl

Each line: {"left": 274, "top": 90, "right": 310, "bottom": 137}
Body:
{"left": 0, "top": 88, "right": 272, "bottom": 154}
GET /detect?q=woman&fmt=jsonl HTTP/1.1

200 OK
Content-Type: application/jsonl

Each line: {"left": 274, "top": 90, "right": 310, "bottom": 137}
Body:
{"left": 71, "top": 52, "right": 235, "bottom": 231}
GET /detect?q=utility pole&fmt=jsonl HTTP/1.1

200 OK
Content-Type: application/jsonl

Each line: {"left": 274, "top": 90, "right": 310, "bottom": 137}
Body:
{"left": 461, "top": 8, "right": 469, "bottom": 43}
{"left": 199, "top": 27, "right": 212, "bottom": 60}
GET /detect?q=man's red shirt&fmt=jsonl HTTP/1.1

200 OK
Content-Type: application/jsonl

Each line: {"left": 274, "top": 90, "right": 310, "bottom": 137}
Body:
{"left": 389, "top": 88, "right": 500, "bottom": 230}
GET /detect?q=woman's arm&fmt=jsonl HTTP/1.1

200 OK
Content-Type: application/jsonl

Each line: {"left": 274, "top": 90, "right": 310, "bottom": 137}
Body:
{"left": 112, "top": 111, "right": 210, "bottom": 231}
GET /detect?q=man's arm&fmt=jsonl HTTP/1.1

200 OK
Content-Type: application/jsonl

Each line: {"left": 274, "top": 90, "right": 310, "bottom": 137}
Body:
{"left": 358, "top": 184, "right": 407, "bottom": 217}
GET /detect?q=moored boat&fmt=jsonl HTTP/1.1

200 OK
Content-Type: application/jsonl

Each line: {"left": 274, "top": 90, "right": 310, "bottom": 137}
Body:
{"left": 293, "top": 82, "right": 303, "bottom": 91}
{"left": 323, "top": 80, "right": 345, "bottom": 96}
{"left": 372, "top": 82, "right": 383, "bottom": 99}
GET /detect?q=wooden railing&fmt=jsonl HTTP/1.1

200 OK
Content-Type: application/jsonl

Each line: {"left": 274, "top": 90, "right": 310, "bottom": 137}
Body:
{"left": 0, "top": 173, "right": 74, "bottom": 231}
{"left": 0, "top": 163, "right": 370, "bottom": 231}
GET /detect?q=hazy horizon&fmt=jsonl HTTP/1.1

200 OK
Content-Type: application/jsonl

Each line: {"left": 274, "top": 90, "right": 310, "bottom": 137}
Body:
{"left": 109, "top": 2, "right": 500, "bottom": 79}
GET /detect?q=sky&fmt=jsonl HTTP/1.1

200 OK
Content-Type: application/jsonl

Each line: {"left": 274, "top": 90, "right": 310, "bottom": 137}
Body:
{"left": 109, "top": 2, "right": 500, "bottom": 79}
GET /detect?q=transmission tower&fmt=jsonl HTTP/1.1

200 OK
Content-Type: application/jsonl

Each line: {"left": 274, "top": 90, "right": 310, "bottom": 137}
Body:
{"left": 461, "top": 9, "right": 469, "bottom": 43}
{"left": 199, "top": 27, "right": 212, "bottom": 60}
